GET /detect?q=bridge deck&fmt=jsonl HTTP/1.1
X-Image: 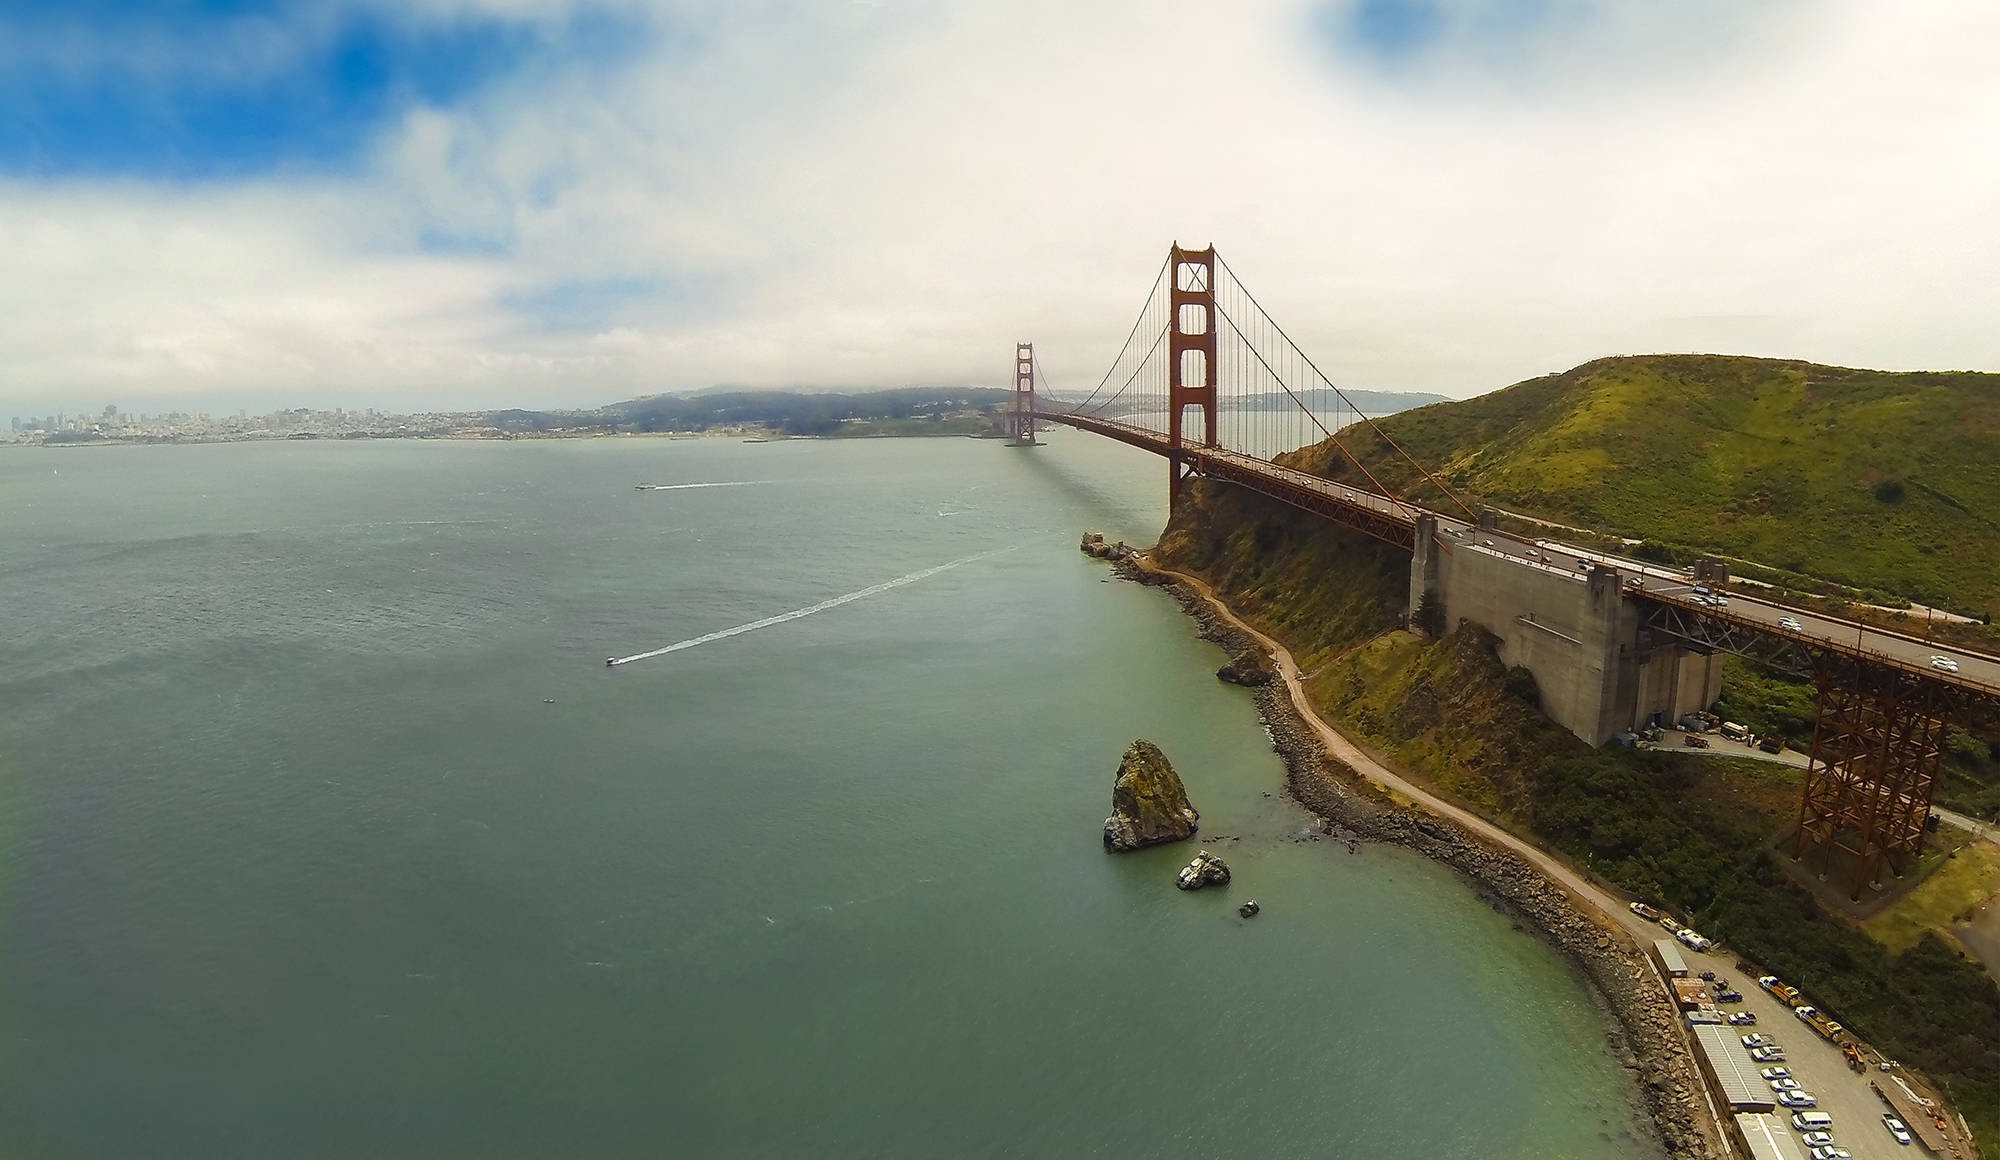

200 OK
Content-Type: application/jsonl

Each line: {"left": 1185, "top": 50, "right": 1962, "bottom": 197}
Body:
{"left": 1033, "top": 408, "right": 2000, "bottom": 703}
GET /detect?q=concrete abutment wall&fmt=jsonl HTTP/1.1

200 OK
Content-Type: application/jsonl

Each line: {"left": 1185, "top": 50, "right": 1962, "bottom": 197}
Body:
{"left": 1409, "top": 532, "right": 1720, "bottom": 746}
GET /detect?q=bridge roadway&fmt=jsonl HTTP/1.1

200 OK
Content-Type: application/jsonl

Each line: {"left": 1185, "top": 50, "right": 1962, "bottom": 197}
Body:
{"left": 1034, "top": 408, "right": 2000, "bottom": 699}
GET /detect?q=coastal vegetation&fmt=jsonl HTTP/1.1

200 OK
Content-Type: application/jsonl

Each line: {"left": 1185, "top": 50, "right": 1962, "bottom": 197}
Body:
{"left": 1309, "top": 354, "right": 2000, "bottom": 625}
{"left": 1156, "top": 463, "right": 2000, "bottom": 1154}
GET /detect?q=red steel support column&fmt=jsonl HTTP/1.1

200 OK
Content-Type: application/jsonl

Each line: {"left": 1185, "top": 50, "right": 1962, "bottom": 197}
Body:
{"left": 1167, "top": 245, "right": 1218, "bottom": 508}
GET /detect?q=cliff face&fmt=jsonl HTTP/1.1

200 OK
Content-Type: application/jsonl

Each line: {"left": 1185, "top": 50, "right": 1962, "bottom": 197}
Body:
{"left": 1152, "top": 473, "right": 1408, "bottom": 671}
{"left": 1103, "top": 740, "right": 1200, "bottom": 852}
{"left": 1156, "top": 473, "right": 1583, "bottom": 823}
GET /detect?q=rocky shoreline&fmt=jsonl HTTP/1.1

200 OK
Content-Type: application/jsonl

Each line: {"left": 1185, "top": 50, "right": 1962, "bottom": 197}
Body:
{"left": 1105, "top": 550, "right": 1720, "bottom": 1160}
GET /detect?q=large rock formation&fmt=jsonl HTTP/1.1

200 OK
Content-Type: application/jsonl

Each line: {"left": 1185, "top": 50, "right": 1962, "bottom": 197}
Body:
{"left": 1103, "top": 739, "right": 1200, "bottom": 851}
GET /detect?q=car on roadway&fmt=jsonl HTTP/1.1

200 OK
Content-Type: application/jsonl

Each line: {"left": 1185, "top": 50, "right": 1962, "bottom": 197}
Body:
{"left": 1771, "top": 1078, "right": 1802, "bottom": 1092}
{"left": 1729, "top": 1012, "right": 1758, "bottom": 1026}
{"left": 1752, "top": 1047, "right": 1788, "bottom": 1063}
{"left": 1742, "top": 1033, "right": 1773, "bottom": 1048}
{"left": 1576, "top": 559, "right": 1591, "bottom": 571}
{"left": 1778, "top": 1090, "right": 1819, "bottom": 1108}
{"left": 1883, "top": 1114, "right": 1913, "bottom": 1145}
{"left": 1779, "top": 615, "right": 1803, "bottom": 631}
{"left": 1800, "top": 1131, "right": 1833, "bottom": 1147}
{"left": 1759, "top": 1066, "right": 1791, "bottom": 1080}
{"left": 1931, "top": 655, "right": 1961, "bottom": 672}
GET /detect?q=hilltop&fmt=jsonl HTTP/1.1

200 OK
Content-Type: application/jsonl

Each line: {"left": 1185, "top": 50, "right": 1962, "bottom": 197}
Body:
{"left": 1312, "top": 355, "right": 2000, "bottom": 617}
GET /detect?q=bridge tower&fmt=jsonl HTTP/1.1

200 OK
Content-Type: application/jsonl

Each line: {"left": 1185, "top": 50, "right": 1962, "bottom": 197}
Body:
{"left": 1167, "top": 245, "right": 1219, "bottom": 508}
{"left": 1011, "top": 342, "right": 1038, "bottom": 446}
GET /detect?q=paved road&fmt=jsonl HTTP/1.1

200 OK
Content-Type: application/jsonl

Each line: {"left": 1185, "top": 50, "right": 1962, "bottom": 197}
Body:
{"left": 1153, "top": 561, "right": 1973, "bottom": 1160}
{"left": 1172, "top": 432, "right": 2000, "bottom": 695}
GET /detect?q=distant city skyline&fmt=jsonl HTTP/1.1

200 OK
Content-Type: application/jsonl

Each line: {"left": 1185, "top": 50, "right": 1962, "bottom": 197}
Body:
{"left": 5, "top": 3, "right": 2000, "bottom": 417}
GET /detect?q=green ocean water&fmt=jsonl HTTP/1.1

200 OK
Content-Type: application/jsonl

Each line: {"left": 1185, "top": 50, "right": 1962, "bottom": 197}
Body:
{"left": 0, "top": 433, "right": 1661, "bottom": 1159}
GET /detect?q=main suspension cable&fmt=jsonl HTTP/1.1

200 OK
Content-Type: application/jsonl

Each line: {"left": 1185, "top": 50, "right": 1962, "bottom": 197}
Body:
{"left": 1213, "top": 252, "right": 1477, "bottom": 520}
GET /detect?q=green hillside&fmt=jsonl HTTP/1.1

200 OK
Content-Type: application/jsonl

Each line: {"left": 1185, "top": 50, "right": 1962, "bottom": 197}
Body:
{"left": 1311, "top": 355, "right": 2000, "bottom": 617}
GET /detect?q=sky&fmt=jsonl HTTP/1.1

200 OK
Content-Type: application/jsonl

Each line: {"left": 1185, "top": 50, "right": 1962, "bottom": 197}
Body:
{"left": 3, "top": 0, "right": 1998, "bottom": 416}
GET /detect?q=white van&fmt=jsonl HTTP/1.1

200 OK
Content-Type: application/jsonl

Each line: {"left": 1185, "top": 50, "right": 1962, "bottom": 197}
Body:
{"left": 1791, "top": 1111, "right": 1833, "bottom": 1132}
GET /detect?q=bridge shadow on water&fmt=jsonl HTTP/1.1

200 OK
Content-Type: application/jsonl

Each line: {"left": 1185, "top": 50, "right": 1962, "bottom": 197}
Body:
{"left": 1004, "top": 436, "right": 1167, "bottom": 544}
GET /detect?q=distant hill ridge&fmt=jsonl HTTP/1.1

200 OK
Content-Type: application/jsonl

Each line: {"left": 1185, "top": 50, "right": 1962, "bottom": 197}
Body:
{"left": 1304, "top": 353, "right": 2000, "bottom": 615}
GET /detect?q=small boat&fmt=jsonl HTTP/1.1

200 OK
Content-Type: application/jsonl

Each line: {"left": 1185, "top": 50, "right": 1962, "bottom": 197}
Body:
{"left": 605, "top": 657, "right": 617, "bottom": 667}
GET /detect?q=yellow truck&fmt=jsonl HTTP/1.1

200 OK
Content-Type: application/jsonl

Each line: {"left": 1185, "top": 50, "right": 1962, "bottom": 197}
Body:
{"left": 1795, "top": 1005, "right": 1844, "bottom": 1042}
{"left": 1758, "top": 975, "right": 1802, "bottom": 1006}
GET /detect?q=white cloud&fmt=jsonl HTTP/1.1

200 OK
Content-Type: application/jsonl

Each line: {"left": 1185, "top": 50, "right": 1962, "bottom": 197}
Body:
{"left": 4, "top": 0, "right": 2000, "bottom": 416}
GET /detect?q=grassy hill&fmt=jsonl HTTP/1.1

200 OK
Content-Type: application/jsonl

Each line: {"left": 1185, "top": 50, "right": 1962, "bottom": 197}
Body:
{"left": 1309, "top": 355, "right": 2000, "bottom": 617}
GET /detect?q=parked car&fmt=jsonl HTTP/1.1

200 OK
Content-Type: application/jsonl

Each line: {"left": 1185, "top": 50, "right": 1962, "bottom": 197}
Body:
{"left": 1685, "top": 733, "right": 1710, "bottom": 748}
{"left": 1741, "top": 1034, "right": 1773, "bottom": 1048}
{"left": 1808, "top": 1148, "right": 1851, "bottom": 1160}
{"left": 1800, "top": 1131, "right": 1833, "bottom": 1147}
{"left": 1882, "top": 1114, "right": 1913, "bottom": 1145}
{"left": 1771, "top": 1078, "right": 1802, "bottom": 1092}
{"left": 1630, "top": 902, "right": 1663, "bottom": 921}
{"left": 1728, "top": 1012, "right": 1758, "bottom": 1026}
{"left": 1778, "top": 1090, "right": 1818, "bottom": 1108}
{"left": 1759, "top": 1066, "right": 1791, "bottom": 1080}
{"left": 1752, "top": 1047, "right": 1788, "bottom": 1063}
{"left": 1716, "top": 989, "right": 1744, "bottom": 1003}
{"left": 1675, "top": 928, "right": 1714, "bottom": 952}
{"left": 1758, "top": 736, "right": 1784, "bottom": 753}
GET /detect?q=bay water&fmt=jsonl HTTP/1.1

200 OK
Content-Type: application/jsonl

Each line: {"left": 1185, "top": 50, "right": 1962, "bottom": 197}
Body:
{"left": 0, "top": 433, "right": 1660, "bottom": 1158}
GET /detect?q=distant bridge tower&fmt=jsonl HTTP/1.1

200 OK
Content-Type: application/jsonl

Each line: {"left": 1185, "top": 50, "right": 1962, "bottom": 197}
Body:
{"left": 1168, "top": 245, "right": 1219, "bottom": 508}
{"left": 1012, "top": 342, "right": 1038, "bottom": 446}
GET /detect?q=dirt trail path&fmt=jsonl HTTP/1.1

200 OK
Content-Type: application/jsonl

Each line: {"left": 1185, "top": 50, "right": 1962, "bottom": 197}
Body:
{"left": 1154, "top": 563, "right": 1667, "bottom": 946}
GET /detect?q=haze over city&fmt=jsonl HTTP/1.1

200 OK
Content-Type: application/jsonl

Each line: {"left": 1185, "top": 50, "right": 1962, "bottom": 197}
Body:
{"left": 6, "top": 1, "right": 1999, "bottom": 418}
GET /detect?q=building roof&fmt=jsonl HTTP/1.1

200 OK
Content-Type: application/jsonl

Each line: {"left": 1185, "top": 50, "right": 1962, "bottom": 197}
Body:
{"left": 1734, "top": 1113, "right": 1807, "bottom": 1160}
{"left": 1694, "top": 1024, "right": 1777, "bottom": 1111}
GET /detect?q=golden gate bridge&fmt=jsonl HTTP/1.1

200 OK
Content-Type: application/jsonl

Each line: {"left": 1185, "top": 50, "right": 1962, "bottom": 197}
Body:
{"left": 1014, "top": 242, "right": 2000, "bottom": 901}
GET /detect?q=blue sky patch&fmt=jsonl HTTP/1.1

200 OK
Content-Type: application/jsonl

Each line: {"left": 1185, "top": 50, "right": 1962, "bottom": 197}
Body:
{"left": 0, "top": 3, "right": 645, "bottom": 179}
{"left": 1319, "top": 0, "right": 1570, "bottom": 71}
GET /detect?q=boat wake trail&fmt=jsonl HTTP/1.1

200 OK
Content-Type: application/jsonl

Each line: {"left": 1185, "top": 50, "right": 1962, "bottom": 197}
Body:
{"left": 606, "top": 549, "right": 1003, "bottom": 667}
{"left": 635, "top": 481, "right": 773, "bottom": 491}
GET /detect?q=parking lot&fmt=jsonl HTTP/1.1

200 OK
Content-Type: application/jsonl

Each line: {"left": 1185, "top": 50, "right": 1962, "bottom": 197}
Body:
{"left": 1671, "top": 937, "right": 1944, "bottom": 1159}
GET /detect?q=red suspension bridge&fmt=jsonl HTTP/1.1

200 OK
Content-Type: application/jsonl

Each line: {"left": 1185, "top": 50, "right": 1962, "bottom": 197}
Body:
{"left": 1014, "top": 242, "right": 2000, "bottom": 901}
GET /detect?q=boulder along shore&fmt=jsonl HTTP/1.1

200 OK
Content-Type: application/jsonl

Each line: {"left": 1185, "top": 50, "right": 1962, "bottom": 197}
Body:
{"left": 1107, "top": 550, "right": 1720, "bottom": 1160}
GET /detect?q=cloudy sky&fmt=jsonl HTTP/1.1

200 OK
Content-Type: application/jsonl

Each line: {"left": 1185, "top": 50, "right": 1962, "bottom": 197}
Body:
{"left": 3, "top": 0, "right": 1996, "bottom": 416}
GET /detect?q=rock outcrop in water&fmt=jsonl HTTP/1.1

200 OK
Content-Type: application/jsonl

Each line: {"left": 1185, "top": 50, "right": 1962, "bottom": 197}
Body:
{"left": 1176, "top": 850, "right": 1231, "bottom": 890}
{"left": 1102, "top": 739, "right": 1200, "bottom": 852}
